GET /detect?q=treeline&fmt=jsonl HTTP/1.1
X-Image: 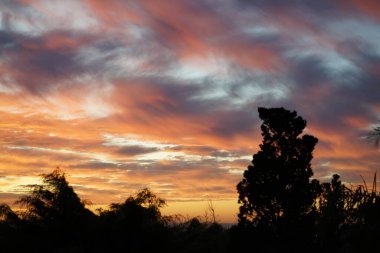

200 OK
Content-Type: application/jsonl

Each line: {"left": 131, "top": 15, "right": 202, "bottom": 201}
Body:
{"left": 232, "top": 174, "right": 380, "bottom": 253}
{"left": 1, "top": 107, "right": 380, "bottom": 253}
{"left": 233, "top": 108, "right": 380, "bottom": 253}
{"left": 0, "top": 169, "right": 379, "bottom": 253}
{"left": 0, "top": 169, "right": 228, "bottom": 253}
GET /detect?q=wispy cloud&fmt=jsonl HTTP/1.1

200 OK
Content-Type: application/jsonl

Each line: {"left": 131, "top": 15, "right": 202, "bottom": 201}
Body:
{"left": 0, "top": 0, "right": 379, "bottom": 222}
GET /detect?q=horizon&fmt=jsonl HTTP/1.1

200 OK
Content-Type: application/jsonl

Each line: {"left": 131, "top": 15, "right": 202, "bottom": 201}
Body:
{"left": 0, "top": 0, "right": 380, "bottom": 223}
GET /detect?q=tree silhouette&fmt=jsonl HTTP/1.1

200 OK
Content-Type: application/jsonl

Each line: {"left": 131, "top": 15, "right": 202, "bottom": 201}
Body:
{"left": 96, "top": 188, "right": 170, "bottom": 252}
{"left": 235, "top": 107, "right": 321, "bottom": 252}
{"left": 99, "top": 187, "right": 166, "bottom": 226}
{"left": 2, "top": 168, "right": 96, "bottom": 252}
{"left": 237, "top": 107, "right": 320, "bottom": 225}
{"left": 16, "top": 168, "right": 92, "bottom": 223}
{"left": 0, "top": 203, "right": 19, "bottom": 224}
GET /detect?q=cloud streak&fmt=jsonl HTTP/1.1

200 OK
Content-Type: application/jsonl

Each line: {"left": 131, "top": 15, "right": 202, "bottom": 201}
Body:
{"left": 0, "top": 0, "right": 379, "bottom": 222}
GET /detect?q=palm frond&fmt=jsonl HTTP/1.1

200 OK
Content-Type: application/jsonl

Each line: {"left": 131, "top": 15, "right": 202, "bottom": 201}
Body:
{"left": 367, "top": 125, "right": 380, "bottom": 148}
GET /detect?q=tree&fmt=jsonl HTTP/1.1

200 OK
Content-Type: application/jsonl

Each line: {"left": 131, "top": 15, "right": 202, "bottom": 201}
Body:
{"left": 97, "top": 188, "right": 169, "bottom": 252}
{"left": 10, "top": 169, "right": 96, "bottom": 252}
{"left": 237, "top": 107, "right": 320, "bottom": 226}
{"left": 205, "top": 198, "right": 217, "bottom": 224}
{"left": 0, "top": 203, "right": 19, "bottom": 224}
{"left": 16, "top": 168, "right": 93, "bottom": 223}
{"left": 100, "top": 187, "right": 166, "bottom": 225}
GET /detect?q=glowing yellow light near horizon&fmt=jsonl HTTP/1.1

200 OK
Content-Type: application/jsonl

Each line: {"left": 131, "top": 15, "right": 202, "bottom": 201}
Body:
{"left": 162, "top": 199, "right": 239, "bottom": 224}
{"left": 0, "top": 176, "right": 41, "bottom": 193}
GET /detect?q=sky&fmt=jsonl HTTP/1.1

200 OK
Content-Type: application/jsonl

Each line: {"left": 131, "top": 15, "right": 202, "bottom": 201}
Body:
{"left": 0, "top": 0, "right": 380, "bottom": 223}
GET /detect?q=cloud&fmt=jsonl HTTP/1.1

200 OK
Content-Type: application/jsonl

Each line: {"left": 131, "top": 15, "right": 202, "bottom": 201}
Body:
{"left": 0, "top": 1, "right": 379, "bottom": 222}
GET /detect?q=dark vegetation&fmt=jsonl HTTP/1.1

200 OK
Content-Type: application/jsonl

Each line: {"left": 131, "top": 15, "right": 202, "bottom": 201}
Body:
{"left": 1, "top": 107, "right": 380, "bottom": 252}
{"left": 368, "top": 123, "right": 380, "bottom": 147}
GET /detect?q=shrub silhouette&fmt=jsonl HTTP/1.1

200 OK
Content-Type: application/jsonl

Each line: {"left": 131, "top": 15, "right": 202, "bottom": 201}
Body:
{"left": 316, "top": 174, "right": 356, "bottom": 251}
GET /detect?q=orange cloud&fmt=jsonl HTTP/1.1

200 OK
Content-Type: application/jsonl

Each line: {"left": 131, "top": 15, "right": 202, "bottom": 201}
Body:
{"left": 1, "top": 0, "right": 380, "bottom": 223}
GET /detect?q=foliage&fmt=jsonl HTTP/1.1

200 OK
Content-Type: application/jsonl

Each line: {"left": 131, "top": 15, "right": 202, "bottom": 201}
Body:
{"left": 367, "top": 123, "right": 380, "bottom": 147}
{"left": 0, "top": 203, "right": 19, "bottom": 223}
{"left": 98, "top": 187, "right": 166, "bottom": 226}
{"left": 237, "top": 107, "right": 320, "bottom": 226}
{"left": 15, "top": 168, "right": 91, "bottom": 223}
{"left": 315, "top": 175, "right": 355, "bottom": 250}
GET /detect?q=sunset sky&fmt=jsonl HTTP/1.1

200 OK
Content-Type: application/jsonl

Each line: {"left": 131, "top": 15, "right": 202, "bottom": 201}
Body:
{"left": 0, "top": 0, "right": 380, "bottom": 223}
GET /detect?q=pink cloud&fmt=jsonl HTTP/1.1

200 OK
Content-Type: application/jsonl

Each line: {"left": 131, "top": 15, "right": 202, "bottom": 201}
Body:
{"left": 0, "top": 0, "right": 379, "bottom": 222}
